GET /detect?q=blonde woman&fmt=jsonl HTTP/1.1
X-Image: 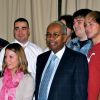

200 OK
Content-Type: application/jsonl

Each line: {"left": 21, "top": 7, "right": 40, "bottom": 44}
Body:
{"left": 0, "top": 43, "right": 35, "bottom": 100}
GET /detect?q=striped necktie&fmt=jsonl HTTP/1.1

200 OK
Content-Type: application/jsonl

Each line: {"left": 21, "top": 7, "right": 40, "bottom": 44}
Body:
{"left": 38, "top": 54, "right": 57, "bottom": 100}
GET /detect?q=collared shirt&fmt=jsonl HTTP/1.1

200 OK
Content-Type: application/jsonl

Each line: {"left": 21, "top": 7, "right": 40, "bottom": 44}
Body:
{"left": 67, "top": 37, "right": 92, "bottom": 57}
{"left": 0, "top": 39, "right": 43, "bottom": 79}
{"left": 39, "top": 46, "right": 65, "bottom": 99}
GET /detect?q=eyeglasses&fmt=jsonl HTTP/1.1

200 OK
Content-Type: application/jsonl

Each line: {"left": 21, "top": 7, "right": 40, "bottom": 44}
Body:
{"left": 46, "top": 32, "right": 65, "bottom": 38}
{"left": 14, "top": 27, "right": 28, "bottom": 31}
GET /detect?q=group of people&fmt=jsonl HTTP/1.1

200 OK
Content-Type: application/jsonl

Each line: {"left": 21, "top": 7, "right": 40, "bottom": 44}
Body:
{"left": 0, "top": 8, "right": 99, "bottom": 100}
{"left": 0, "top": 18, "right": 43, "bottom": 100}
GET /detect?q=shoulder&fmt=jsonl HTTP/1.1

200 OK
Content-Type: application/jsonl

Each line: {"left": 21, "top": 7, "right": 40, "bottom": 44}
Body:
{"left": 16, "top": 74, "right": 35, "bottom": 100}
{"left": 37, "top": 50, "right": 51, "bottom": 58}
{"left": 27, "top": 41, "right": 43, "bottom": 52}
{"left": 18, "top": 74, "right": 35, "bottom": 90}
{"left": 36, "top": 50, "right": 51, "bottom": 65}
{"left": 22, "top": 74, "right": 34, "bottom": 83}
{"left": 65, "top": 47, "right": 88, "bottom": 70}
{"left": 28, "top": 41, "right": 41, "bottom": 49}
{"left": 0, "top": 38, "right": 9, "bottom": 44}
{"left": 0, "top": 38, "right": 9, "bottom": 51}
{"left": 65, "top": 46, "right": 87, "bottom": 59}
{"left": 23, "top": 74, "right": 35, "bottom": 87}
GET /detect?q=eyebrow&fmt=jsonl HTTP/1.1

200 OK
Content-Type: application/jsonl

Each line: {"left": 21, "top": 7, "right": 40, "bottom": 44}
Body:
{"left": 75, "top": 19, "right": 84, "bottom": 21}
{"left": 46, "top": 32, "right": 59, "bottom": 34}
{"left": 15, "top": 26, "right": 27, "bottom": 28}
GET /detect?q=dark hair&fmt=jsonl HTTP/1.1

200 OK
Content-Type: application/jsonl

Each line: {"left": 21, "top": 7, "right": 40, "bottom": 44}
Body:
{"left": 59, "top": 15, "right": 73, "bottom": 30}
{"left": 73, "top": 9, "right": 92, "bottom": 19}
{"left": 14, "top": 18, "right": 29, "bottom": 27}
{"left": 59, "top": 15, "right": 76, "bottom": 39}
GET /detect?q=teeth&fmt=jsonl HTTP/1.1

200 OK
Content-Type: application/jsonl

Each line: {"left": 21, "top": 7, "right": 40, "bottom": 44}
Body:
{"left": 75, "top": 29, "right": 80, "bottom": 31}
{"left": 75, "top": 28, "right": 80, "bottom": 31}
{"left": 7, "top": 64, "right": 11, "bottom": 66}
{"left": 50, "top": 43, "right": 55, "bottom": 45}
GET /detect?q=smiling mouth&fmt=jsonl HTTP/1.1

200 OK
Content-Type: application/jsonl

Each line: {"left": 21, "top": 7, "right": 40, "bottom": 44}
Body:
{"left": 7, "top": 64, "right": 12, "bottom": 66}
{"left": 50, "top": 42, "right": 55, "bottom": 45}
{"left": 75, "top": 28, "right": 81, "bottom": 31}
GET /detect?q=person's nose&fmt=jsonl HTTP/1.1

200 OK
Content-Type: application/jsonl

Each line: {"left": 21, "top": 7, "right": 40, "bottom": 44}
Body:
{"left": 18, "top": 28, "right": 23, "bottom": 33}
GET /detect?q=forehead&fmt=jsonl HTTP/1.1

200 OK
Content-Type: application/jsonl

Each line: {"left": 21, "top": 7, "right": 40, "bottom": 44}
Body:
{"left": 15, "top": 22, "right": 28, "bottom": 27}
{"left": 47, "top": 23, "right": 61, "bottom": 32}
{"left": 85, "top": 17, "right": 95, "bottom": 23}
{"left": 5, "top": 49, "right": 16, "bottom": 55}
{"left": 74, "top": 17, "right": 85, "bottom": 22}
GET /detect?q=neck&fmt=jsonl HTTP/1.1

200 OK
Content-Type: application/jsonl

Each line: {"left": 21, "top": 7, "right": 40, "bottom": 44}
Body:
{"left": 79, "top": 35, "right": 88, "bottom": 41}
{"left": 92, "top": 33, "right": 100, "bottom": 45}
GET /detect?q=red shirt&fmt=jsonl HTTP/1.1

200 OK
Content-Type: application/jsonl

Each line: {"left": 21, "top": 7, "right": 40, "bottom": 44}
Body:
{"left": 88, "top": 43, "right": 100, "bottom": 100}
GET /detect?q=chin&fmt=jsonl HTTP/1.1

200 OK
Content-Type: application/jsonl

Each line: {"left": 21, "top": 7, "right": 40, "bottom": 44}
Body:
{"left": 7, "top": 67, "right": 12, "bottom": 70}
{"left": 87, "top": 35, "right": 93, "bottom": 39}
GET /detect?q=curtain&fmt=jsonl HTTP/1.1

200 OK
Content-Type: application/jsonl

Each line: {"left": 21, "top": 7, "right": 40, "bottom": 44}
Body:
{"left": 31, "top": 0, "right": 58, "bottom": 49}
{"left": 0, "top": 0, "right": 58, "bottom": 49}
{"left": 0, "top": 0, "right": 100, "bottom": 49}
{"left": 0, "top": 0, "right": 32, "bottom": 43}
{"left": 61, "top": 0, "right": 100, "bottom": 15}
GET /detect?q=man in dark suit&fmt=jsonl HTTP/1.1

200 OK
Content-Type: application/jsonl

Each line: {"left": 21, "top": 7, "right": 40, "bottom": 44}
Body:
{"left": 35, "top": 21, "right": 88, "bottom": 100}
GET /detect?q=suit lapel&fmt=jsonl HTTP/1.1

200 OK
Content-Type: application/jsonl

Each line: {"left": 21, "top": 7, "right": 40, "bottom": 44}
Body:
{"left": 48, "top": 47, "right": 74, "bottom": 99}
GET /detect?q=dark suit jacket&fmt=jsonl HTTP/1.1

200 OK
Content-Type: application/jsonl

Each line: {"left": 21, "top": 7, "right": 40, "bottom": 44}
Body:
{"left": 35, "top": 46, "right": 88, "bottom": 100}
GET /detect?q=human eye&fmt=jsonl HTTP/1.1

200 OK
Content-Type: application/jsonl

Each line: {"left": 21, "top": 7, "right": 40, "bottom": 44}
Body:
{"left": 22, "top": 27, "right": 27, "bottom": 30}
{"left": 90, "top": 22, "right": 96, "bottom": 26}
{"left": 78, "top": 21, "right": 83, "bottom": 25}
{"left": 87, "top": 22, "right": 94, "bottom": 27}
{"left": 53, "top": 33, "right": 59, "bottom": 38}
{"left": 14, "top": 27, "right": 19, "bottom": 31}
{"left": 14, "top": 27, "right": 28, "bottom": 31}
{"left": 46, "top": 33, "right": 51, "bottom": 38}
{"left": 84, "top": 23, "right": 88, "bottom": 27}
{"left": 9, "top": 55, "right": 14, "bottom": 59}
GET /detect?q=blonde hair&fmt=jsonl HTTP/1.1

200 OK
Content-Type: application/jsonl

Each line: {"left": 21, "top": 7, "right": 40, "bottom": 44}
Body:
{"left": 86, "top": 11, "right": 100, "bottom": 25}
{"left": 2, "top": 43, "right": 28, "bottom": 74}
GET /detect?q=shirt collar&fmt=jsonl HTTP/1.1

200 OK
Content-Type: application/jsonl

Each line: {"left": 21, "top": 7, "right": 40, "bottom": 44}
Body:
{"left": 51, "top": 45, "right": 66, "bottom": 60}
{"left": 13, "top": 39, "right": 29, "bottom": 48}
